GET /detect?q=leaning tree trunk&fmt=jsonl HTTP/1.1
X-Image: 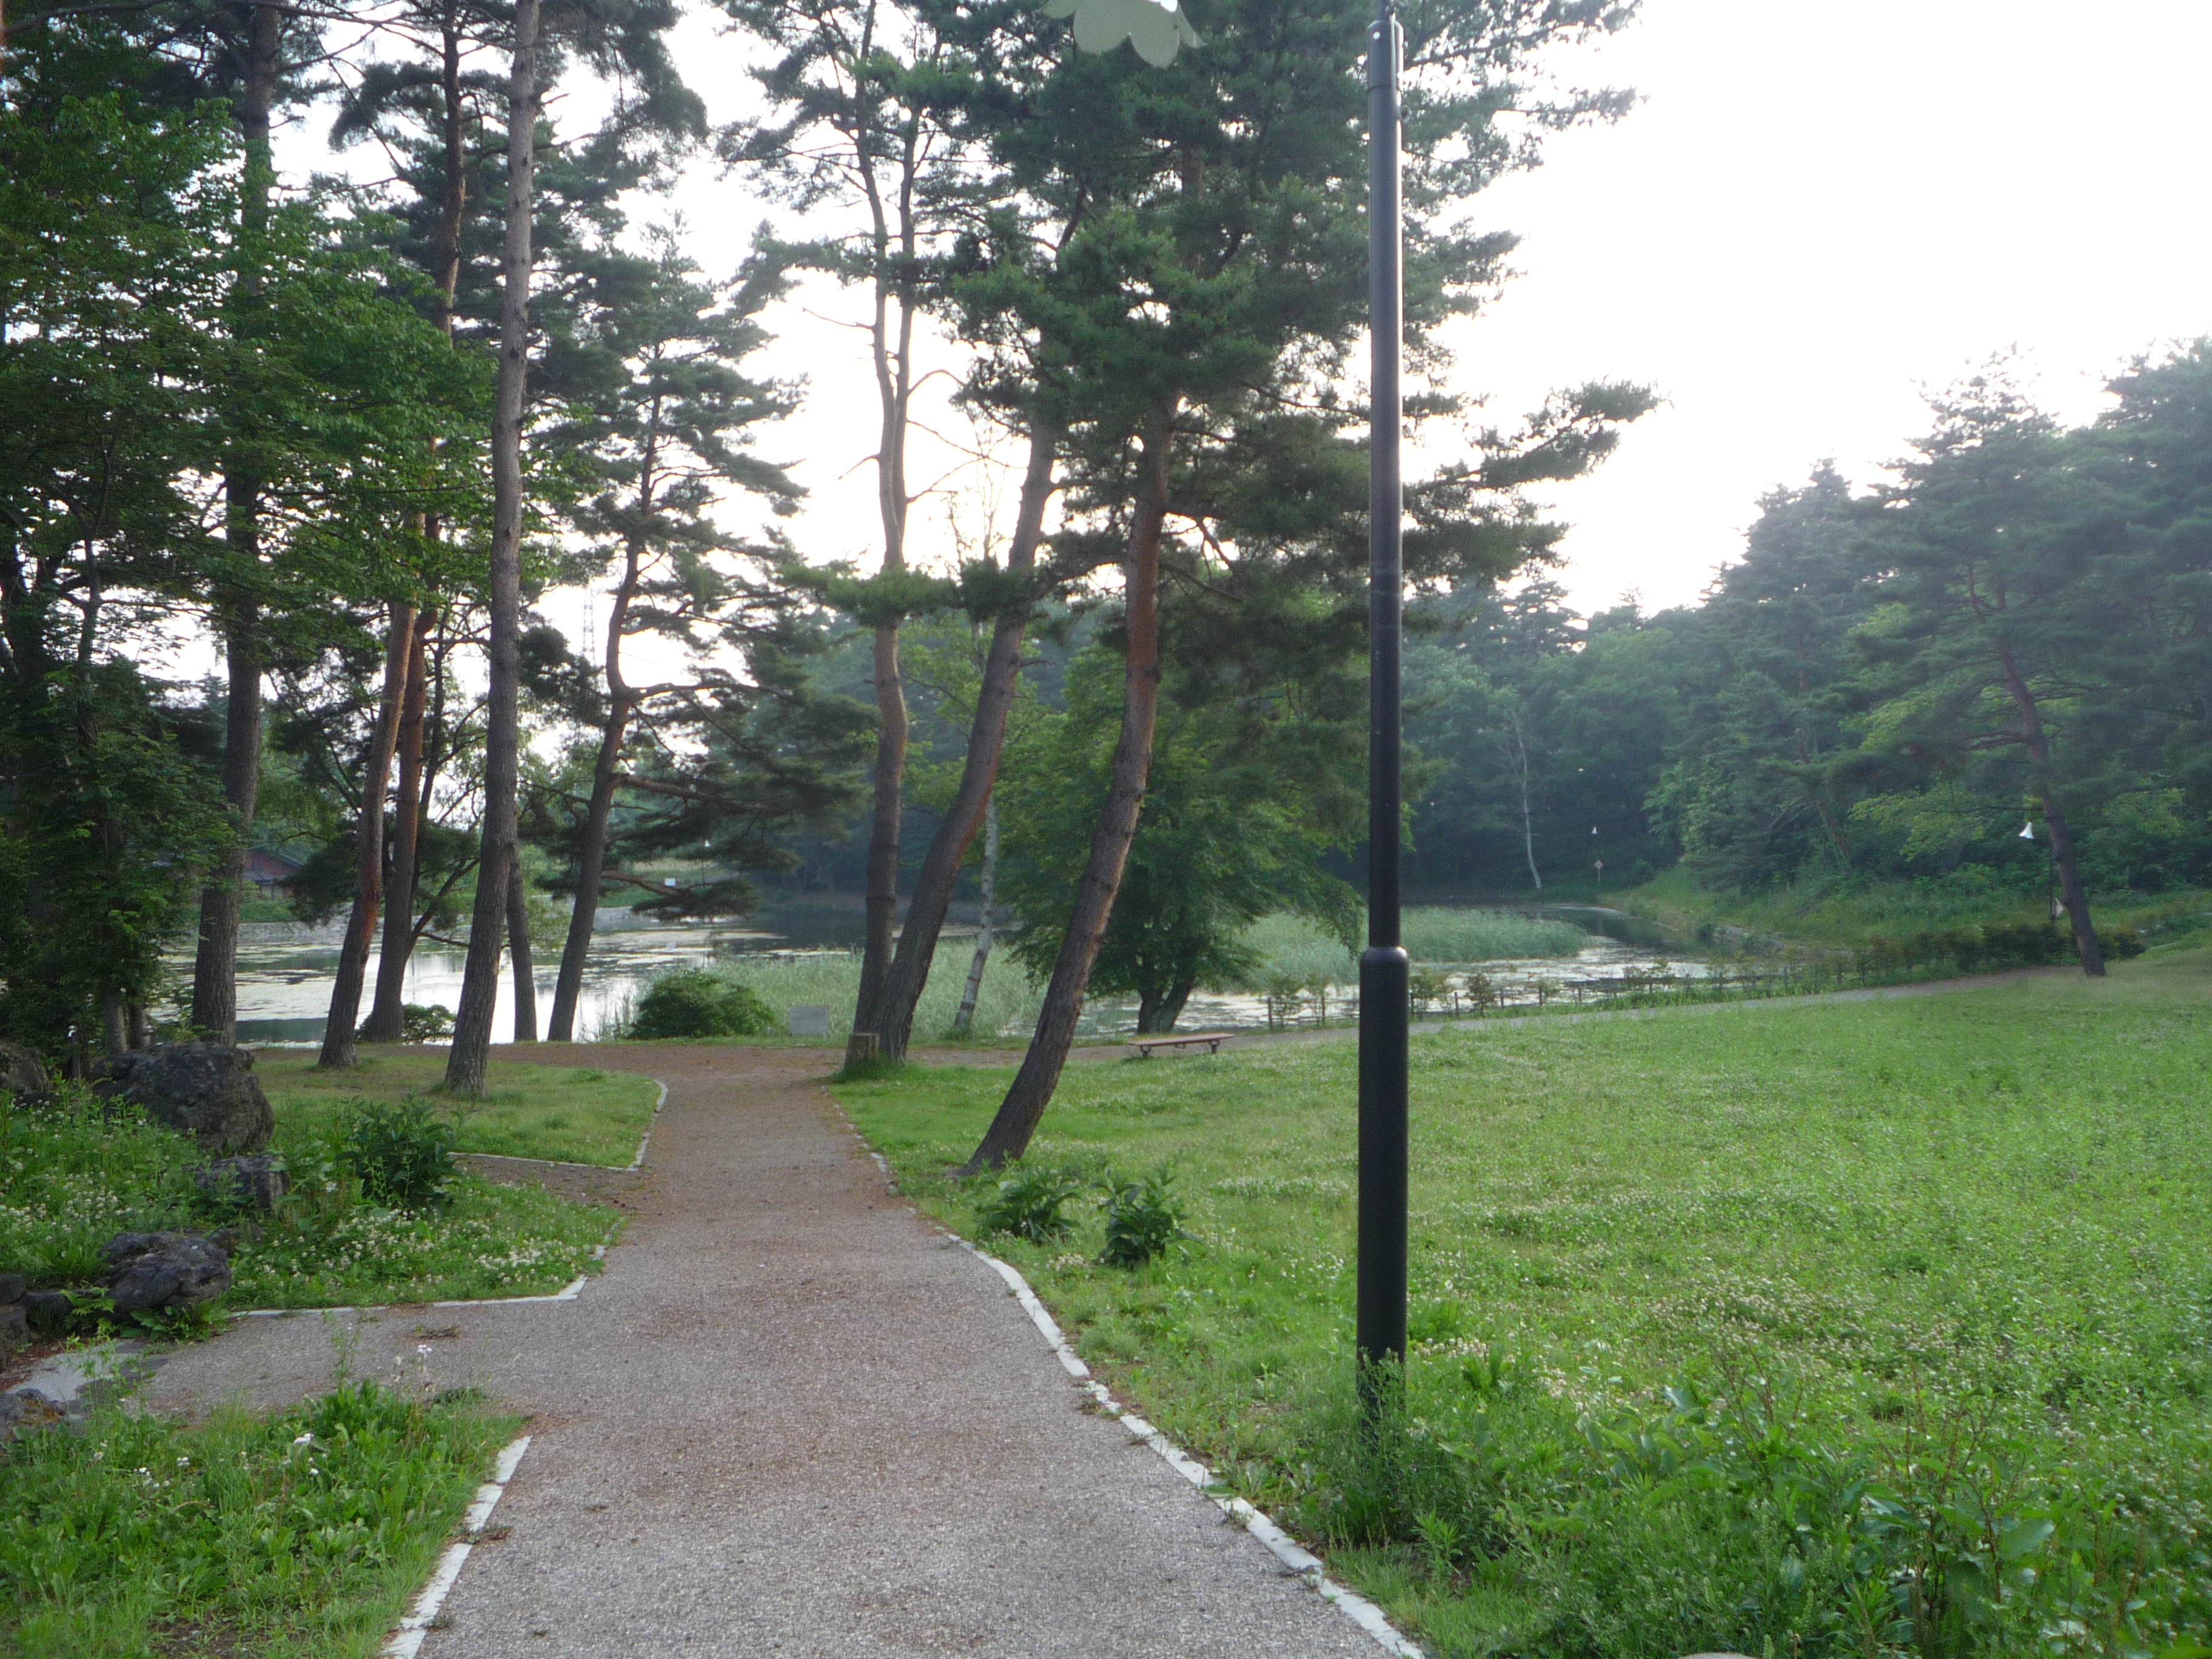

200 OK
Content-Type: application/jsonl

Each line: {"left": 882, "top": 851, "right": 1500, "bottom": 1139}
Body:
{"left": 950, "top": 796, "right": 999, "bottom": 1036}
{"left": 190, "top": 0, "right": 281, "bottom": 1042}
{"left": 363, "top": 609, "right": 432, "bottom": 1040}
{"left": 960, "top": 421, "right": 1174, "bottom": 1173}
{"left": 319, "top": 600, "right": 413, "bottom": 1067}
{"left": 875, "top": 424, "right": 1057, "bottom": 1060}
{"left": 506, "top": 857, "right": 537, "bottom": 1041}
{"left": 1997, "top": 648, "right": 2105, "bottom": 976}
{"left": 446, "top": 0, "right": 540, "bottom": 1093}
{"left": 550, "top": 438, "right": 656, "bottom": 1042}
{"left": 547, "top": 690, "right": 631, "bottom": 1040}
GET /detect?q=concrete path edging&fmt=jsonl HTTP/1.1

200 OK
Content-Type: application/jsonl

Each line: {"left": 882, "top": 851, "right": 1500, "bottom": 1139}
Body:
{"left": 384, "top": 1433, "right": 532, "bottom": 1659}
{"left": 859, "top": 1148, "right": 1423, "bottom": 1659}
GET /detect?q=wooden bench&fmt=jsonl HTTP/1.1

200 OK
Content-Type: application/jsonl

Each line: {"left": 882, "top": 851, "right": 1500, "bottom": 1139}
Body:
{"left": 1128, "top": 1032, "right": 1233, "bottom": 1059}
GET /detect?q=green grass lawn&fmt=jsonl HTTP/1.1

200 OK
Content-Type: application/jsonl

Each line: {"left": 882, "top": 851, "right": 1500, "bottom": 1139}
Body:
{"left": 0, "top": 1381, "right": 517, "bottom": 1657}
{"left": 260, "top": 1051, "right": 659, "bottom": 1167}
{"left": 834, "top": 947, "right": 2212, "bottom": 1658}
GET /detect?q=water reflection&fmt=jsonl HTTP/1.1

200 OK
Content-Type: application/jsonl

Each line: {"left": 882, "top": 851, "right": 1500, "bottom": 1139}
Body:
{"left": 206, "top": 903, "right": 1699, "bottom": 1046}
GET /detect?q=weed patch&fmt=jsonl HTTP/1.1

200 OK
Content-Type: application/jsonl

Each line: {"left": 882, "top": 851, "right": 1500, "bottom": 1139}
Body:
{"left": 0, "top": 1379, "right": 517, "bottom": 1655}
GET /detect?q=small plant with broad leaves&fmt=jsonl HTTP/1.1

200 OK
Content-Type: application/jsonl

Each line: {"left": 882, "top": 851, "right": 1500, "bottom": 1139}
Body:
{"left": 976, "top": 1163, "right": 1085, "bottom": 1242}
{"left": 1099, "top": 1167, "right": 1184, "bottom": 1269}
{"left": 338, "top": 1096, "right": 455, "bottom": 1210}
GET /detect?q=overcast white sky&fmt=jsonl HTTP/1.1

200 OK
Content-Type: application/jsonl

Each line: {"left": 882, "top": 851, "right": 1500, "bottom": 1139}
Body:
{"left": 1452, "top": 0, "right": 2212, "bottom": 612}
{"left": 292, "top": 0, "right": 2212, "bottom": 629}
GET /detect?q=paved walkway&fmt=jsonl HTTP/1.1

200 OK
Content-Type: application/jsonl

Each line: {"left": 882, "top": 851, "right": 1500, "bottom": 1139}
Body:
{"left": 144, "top": 1047, "right": 1381, "bottom": 1659}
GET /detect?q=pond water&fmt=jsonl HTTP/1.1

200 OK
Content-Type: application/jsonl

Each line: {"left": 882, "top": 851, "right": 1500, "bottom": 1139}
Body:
{"left": 204, "top": 903, "right": 1700, "bottom": 1046}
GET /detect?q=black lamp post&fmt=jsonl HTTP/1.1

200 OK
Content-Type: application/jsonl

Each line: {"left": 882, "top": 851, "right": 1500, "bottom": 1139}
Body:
{"left": 1356, "top": 0, "right": 1409, "bottom": 1404}
{"left": 1055, "top": 0, "right": 1408, "bottom": 1403}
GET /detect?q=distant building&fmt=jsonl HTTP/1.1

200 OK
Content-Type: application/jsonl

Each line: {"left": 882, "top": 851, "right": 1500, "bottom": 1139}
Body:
{"left": 244, "top": 848, "right": 306, "bottom": 897}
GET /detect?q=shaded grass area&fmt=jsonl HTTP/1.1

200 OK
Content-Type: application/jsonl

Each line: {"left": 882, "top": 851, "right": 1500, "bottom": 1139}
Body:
{"left": 0, "top": 1379, "right": 517, "bottom": 1658}
{"left": 833, "top": 948, "right": 2212, "bottom": 1658}
{"left": 260, "top": 1051, "right": 659, "bottom": 1168}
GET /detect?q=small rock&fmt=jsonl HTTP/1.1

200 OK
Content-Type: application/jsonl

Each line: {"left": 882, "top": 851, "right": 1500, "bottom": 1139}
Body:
{"left": 22, "top": 1289, "right": 73, "bottom": 1329}
{"left": 0, "top": 1390, "right": 64, "bottom": 1441}
{"left": 95, "top": 1042, "right": 273, "bottom": 1155}
{"left": 0, "top": 1272, "right": 25, "bottom": 1305}
{"left": 193, "top": 1155, "right": 289, "bottom": 1212}
{"left": 0, "top": 1302, "right": 25, "bottom": 1355}
{"left": 0, "top": 1040, "right": 47, "bottom": 1101}
{"left": 99, "top": 1231, "right": 232, "bottom": 1315}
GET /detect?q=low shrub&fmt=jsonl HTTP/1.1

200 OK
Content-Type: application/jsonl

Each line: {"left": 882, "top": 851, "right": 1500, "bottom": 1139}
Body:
{"left": 1099, "top": 1168, "right": 1182, "bottom": 1268}
{"left": 977, "top": 1163, "right": 1085, "bottom": 1242}
{"left": 355, "top": 1002, "right": 455, "bottom": 1043}
{"left": 338, "top": 1096, "right": 455, "bottom": 1210}
{"left": 1852, "top": 921, "right": 2147, "bottom": 979}
{"left": 626, "top": 968, "right": 782, "bottom": 1040}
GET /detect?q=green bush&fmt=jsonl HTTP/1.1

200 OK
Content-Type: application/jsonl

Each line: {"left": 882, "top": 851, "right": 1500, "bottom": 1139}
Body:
{"left": 977, "top": 1164, "right": 1085, "bottom": 1242}
{"left": 1099, "top": 1168, "right": 1182, "bottom": 1268}
{"left": 626, "top": 968, "right": 782, "bottom": 1040}
{"left": 355, "top": 1002, "right": 454, "bottom": 1043}
{"left": 338, "top": 1097, "right": 455, "bottom": 1210}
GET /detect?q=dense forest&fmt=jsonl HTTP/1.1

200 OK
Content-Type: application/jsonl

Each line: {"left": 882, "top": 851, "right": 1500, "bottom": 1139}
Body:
{"left": 1399, "top": 357, "right": 2212, "bottom": 949}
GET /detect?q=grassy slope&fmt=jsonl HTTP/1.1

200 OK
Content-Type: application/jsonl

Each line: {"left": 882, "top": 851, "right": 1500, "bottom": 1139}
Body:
{"left": 834, "top": 948, "right": 2212, "bottom": 1656}
{"left": 259, "top": 1051, "right": 659, "bottom": 1167}
{"left": 1624, "top": 865, "right": 2212, "bottom": 953}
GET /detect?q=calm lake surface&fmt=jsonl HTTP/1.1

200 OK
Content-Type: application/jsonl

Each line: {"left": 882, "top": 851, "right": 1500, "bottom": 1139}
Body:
{"left": 205, "top": 903, "right": 1700, "bottom": 1045}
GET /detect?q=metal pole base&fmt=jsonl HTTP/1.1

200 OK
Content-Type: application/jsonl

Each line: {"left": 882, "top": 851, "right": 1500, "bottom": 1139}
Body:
{"left": 1356, "top": 943, "right": 1409, "bottom": 1382}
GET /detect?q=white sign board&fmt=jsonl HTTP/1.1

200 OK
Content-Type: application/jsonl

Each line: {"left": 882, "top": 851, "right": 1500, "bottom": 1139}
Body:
{"left": 788, "top": 1004, "right": 831, "bottom": 1037}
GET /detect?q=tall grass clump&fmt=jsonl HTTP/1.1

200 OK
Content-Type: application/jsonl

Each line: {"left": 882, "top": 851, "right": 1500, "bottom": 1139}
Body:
{"left": 1398, "top": 907, "right": 1587, "bottom": 962}
{"left": 1236, "top": 909, "right": 1587, "bottom": 992}
{"left": 1236, "top": 915, "right": 1358, "bottom": 987}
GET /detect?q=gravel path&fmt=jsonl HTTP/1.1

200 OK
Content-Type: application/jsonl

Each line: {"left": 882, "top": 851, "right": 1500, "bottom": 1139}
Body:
{"left": 143, "top": 1045, "right": 1382, "bottom": 1659}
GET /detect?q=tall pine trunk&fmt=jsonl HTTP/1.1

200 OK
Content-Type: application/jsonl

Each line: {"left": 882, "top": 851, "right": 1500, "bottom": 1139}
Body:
{"left": 446, "top": 0, "right": 540, "bottom": 1092}
{"left": 506, "top": 858, "right": 537, "bottom": 1041}
{"left": 548, "top": 529, "right": 646, "bottom": 1042}
{"left": 1997, "top": 646, "right": 2105, "bottom": 975}
{"left": 190, "top": 597, "right": 260, "bottom": 1041}
{"left": 960, "top": 420, "right": 1174, "bottom": 1172}
{"left": 189, "top": 0, "right": 281, "bottom": 1042}
{"left": 848, "top": 622, "right": 906, "bottom": 1061}
{"left": 843, "top": 120, "right": 921, "bottom": 1068}
{"left": 950, "top": 796, "right": 998, "bottom": 1036}
{"left": 874, "top": 424, "right": 1056, "bottom": 1059}
{"left": 318, "top": 600, "right": 412, "bottom": 1065}
{"left": 363, "top": 610, "right": 432, "bottom": 1040}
